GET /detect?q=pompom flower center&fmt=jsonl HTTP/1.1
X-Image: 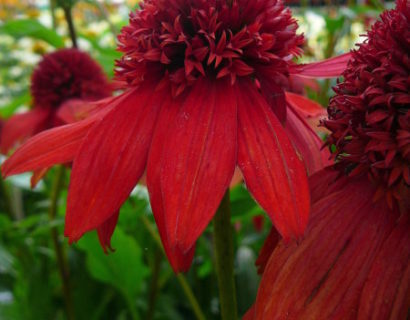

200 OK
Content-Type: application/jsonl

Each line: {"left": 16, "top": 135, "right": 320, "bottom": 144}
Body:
{"left": 324, "top": 0, "right": 410, "bottom": 203}
{"left": 31, "top": 48, "right": 111, "bottom": 110}
{"left": 115, "top": 0, "right": 304, "bottom": 95}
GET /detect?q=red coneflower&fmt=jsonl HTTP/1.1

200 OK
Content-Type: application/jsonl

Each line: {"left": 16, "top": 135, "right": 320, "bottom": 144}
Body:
{"left": 1, "top": 48, "right": 111, "bottom": 154}
{"left": 246, "top": 1, "right": 409, "bottom": 318}
{"left": 2, "top": 0, "right": 349, "bottom": 272}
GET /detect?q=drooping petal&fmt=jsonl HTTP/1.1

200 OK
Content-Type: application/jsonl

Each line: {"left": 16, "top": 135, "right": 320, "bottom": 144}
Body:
{"left": 237, "top": 80, "right": 310, "bottom": 240}
{"left": 1, "top": 118, "right": 94, "bottom": 177}
{"left": 285, "top": 92, "right": 326, "bottom": 118}
{"left": 358, "top": 215, "right": 410, "bottom": 319}
{"left": 253, "top": 176, "right": 399, "bottom": 319}
{"left": 1, "top": 108, "right": 51, "bottom": 154}
{"left": 147, "top": 92, "right": 195, "bottom": 272}
{"left": 97, "top": 211, "right": 120, "bottom": 253}
{"left": 285, "top": 99, "right": 331, "bottom": 175}
{"left": 258, "top": 79, "right": 287, "bottom": 123}
{"left": 65, "top": 83, "right": 164, "bottom": 242}
{"left": 1, "top": 93, "right": 123, "bottom": 178}
{"left": 159, "top": 78, "right": 237, "bottom": 253}
{"left": 243, "top": 304, "right": 255, "bottom": 320}
{"left": 290, "top": 52, "right": 351, "bottom": 78}
{"left": 56, "top": 96, "right": 120, "bottom": 123}
{"left": 31, "top": 167, "right": 50, "bottom": 188}
{"left": 255, "top": 227, "right": 280, "bottom": 275}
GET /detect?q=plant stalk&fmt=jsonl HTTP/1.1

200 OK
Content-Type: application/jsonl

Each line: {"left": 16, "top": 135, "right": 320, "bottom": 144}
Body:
{"left": 63, "top": 5, "right": 78, "bottom": 48}
{"left": 213, "top": 191, "right": 237, "bottom": 320}
{"left": 48, "top": 166, "right": 75, "bottom": 320}
{"left": 140, "top": 215, "right": 206, "bottom": 320}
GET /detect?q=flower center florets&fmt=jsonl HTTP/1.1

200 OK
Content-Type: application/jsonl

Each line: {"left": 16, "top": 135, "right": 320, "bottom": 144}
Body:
{"left": 115, "top": 0, "right": 303, "bottom": 95}
{"left": 31, "top": 49, "right": 111, "bottom": 110}
{"left": 324, "top": 1, "right": 410, "bottom": 203}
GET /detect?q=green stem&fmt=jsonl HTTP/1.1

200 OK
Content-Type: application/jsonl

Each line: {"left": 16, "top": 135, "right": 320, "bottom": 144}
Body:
{"left": 213, "top": 191, "right": 237, "bottom": 320}
{"left": 63, "top": 5, "right": 78, "bottom": 48}
{"left": 49, "top": 0, "right": 57, "bottom": 29}
{"left": 146, "top": 249, "right": 162, "bottom": 320}
{"left": 140, "top": 215, "right": 206, "bottom": 320}
{"left": 0, "top": 175, "right": 15, "bottom": 219}
{"left": 48, "top": 166, "right": 75, "bottom": 320}
{"left": 123, "top": 291, "right": 140, "bottom": 320}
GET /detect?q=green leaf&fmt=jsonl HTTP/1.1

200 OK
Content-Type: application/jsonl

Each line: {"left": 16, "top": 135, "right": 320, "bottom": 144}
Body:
{"left": 0, "top": 245, "right": 15, "bottom": 275}
{"left": 0, "top": 91, "right": 31, "bottom": 118}
{"left": 76, "top": 227, "right": 149, "bottom": 298}
{"left": 0, "top": 19, "right": 64, "bottom": 48}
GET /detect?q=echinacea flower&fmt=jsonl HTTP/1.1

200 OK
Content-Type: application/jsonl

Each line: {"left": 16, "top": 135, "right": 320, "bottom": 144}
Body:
{"left": 2, "top": 0, "right": 350, "bottom": 272}
{"left": 0, "top": 48, "right": 111, "bottom": 154}
{"left": 246, "top": 1, "right": 409, "bottom": 318}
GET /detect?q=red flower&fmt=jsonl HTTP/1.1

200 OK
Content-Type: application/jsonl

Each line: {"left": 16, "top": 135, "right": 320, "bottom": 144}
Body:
{"left": 246, "top": 1, "right": 409, "bottom": 318}
{"left": 0, "top": 48, "right": 111, "bottom": 154}
{"left": 2, "top": 0, "right": 349, "bottom": 272}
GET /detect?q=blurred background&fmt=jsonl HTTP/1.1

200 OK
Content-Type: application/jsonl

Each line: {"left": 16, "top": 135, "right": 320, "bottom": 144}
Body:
{"left": 0, "top": 1, "right": 389, "bottom": 319}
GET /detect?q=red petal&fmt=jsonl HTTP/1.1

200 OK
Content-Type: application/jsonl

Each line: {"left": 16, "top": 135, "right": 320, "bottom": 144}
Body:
{"left": 97, "top": 211, "right": 120, "bottom": 253}
{"left": 2, "top": 94, "right": 122, "bottom": 178}
{"left": 359, "top": 215, "right": 410, "bottom": 319}
{"left": 285, "top": 92, "right": 326, "bottom": 118}
{"left": 1, "top": 108, "right": 50, "bottom": 153}
{"left": 285, "top": 101, "right": 331, "bottom": 175}
{"left": 56, "top": 95, "right": 120, "bottom": 124}
{"left": 159, "top": 78, "right": 237, "bottom": 252}
{"left": 147, "top": 93, "right": 195, "bottom": 272}
{"left": 31, "top": 167, "right": 50, "bottom": 188}
{"left": 255, "top": 227, "right": 280, "bottom": 275}
{"left": 65, "top": 84, "right": 163, "bottom": 242}
{"left": 237, "top": 80, "right": 310, "bottom": 240}
{"left": 243, "top": 304, "right": 255, "bottom": 320}
{"left": 291, "top": 53, "right": 351, "bottom": 78}
{"left": 2, "top": 118, "right": 94, "bottom": 177}
{"left": 259, "top": 79, "right": 287, "bottom": 123}
{"left": 253, "top": 177, "right": 398, "bottom": 319}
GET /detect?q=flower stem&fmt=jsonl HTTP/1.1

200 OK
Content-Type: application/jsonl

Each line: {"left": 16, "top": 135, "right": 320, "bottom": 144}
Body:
{"left": 48, "top": 166, "right": 75, "bottom": 320}
{"left": 140, "top": 215, "right": 206, "bottom": 320}
{"left": 213, "top": 191, "right": 238, "bottom": 320}
{"left": 0, "top": 175, "right": 15, "bottom": 219}
{"left": 146, "top": 249, "right": 162, "bottom": 320}
{"left": 62, "top": 4, "right": 78, "bottom": 48}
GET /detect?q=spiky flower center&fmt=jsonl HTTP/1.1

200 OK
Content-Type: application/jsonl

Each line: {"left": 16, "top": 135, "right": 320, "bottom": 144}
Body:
{"left": 115, "top": 0, "right": 304, "bottom": 95}
{"left": 324, "top": 1, "right": 410, "bottom": 203}
{"left": 31, "top": 49, "right": 111, "bottom": 110}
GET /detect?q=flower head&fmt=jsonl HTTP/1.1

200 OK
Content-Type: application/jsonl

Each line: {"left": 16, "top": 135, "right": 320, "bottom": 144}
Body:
{"left": 324, "top": 0, "right": 410, "bottom": 206}
{"left": 31, "top": 48, "right": 111, "bottom": 110}
{"left": 2, "top": 0, "right": 350, "bottom": 272}
{"left": 115, "top": 0, "right": 303, "bottom": 94}
{"left": 1, "top": 48, "right": 111, "bottom": 154}
{"left": 247, "top": 2, "right": 410, "bottom": 318}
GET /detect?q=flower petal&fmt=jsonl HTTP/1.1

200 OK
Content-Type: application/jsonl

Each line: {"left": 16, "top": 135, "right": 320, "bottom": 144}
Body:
{"left": 237, "top": 80, "right": 310, "bottom": 240}
{"left": 253, "top": 176, "right": 398, "bottom": 319}
{"left": 259, "top": 79, "right": 286, "bottom": 123}
{"left": 147, "top": 92, "right": 195, "bottom": 272}
{"left": 291, "top": 53, "right": 351, "bottom": 78}
{"left": 359, "top": 215, "right": 410, "bottom": 319}
{"left": 97, "top": 211, "right": 120, "bottom": 253}
{"left": 65, "top": 84, "right": 164, "bottom": 242}
{"left": 159, "top": 78, "right": 237, "bottom": 252}
{"left": 285, "top": 92, "right": 326, "bottom": 118}
{"left": 2, "top": 118, "right": 94, "bottom": 177}
{"left": 1, "top": 94, "right": 124, "bottom": 178}
{"left": 56, "top": 96, "right": 120, "bottom": 123}
{"left": 31, "top": 167, "right": 50, "bottom": 188}
{"left": 1, "top": 108, "right": 50, "bottom": 154}
{"left": 285, "top": 100, "right": 331, "bottom": 175}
